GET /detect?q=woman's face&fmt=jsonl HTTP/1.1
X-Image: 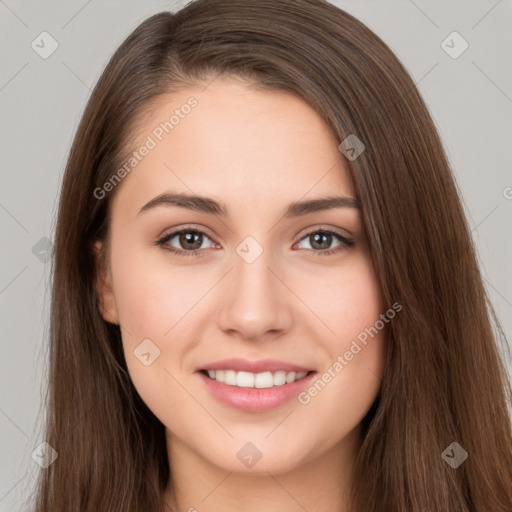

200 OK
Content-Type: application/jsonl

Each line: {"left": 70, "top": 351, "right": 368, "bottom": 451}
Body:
{"left": 95, "top": 76, "right": 387, "bottom": 475}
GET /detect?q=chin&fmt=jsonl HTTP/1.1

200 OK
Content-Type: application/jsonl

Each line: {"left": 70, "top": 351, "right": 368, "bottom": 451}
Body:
{"left": 195, "top": 435, "right": 312, "bottom": 476}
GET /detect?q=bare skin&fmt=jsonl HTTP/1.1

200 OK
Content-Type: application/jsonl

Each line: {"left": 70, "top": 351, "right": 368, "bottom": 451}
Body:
{"left": 94, "top": 76, "right": 387, "bottom": 512}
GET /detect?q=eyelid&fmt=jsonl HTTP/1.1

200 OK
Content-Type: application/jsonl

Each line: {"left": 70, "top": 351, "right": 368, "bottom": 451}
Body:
{"left": 295, "top": 223, "right": 353, "bottom": 241}
{"left": 157, "top": 223, "right": 217, "bottom": 242}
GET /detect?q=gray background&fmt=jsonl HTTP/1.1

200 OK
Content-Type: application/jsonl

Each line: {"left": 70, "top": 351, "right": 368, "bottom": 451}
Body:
{"left": 1, "top": 0, "right": 511, "bottom": 510}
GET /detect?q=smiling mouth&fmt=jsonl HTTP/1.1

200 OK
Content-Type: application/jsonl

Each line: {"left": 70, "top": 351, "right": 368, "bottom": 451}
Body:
{"left": 200, "top": 369, "right": 315, "bottom": 388}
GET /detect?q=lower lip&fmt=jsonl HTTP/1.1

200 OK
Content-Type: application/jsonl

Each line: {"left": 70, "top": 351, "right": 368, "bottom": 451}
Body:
{"left": 197, "top": 371, "right": 316, "bottom": 413}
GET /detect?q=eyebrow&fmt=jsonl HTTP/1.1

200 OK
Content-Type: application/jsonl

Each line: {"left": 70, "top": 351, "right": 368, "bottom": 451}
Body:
{"left": 138, "top": 192, "right": 361, "bottom": 218}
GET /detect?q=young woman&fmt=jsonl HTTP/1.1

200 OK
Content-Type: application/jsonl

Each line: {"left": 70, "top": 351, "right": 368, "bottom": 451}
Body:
{"left": 32, "top": 0, "right": 512, "bottom": 511}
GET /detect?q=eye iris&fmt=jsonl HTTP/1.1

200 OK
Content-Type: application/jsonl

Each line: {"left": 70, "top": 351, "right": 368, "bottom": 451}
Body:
{"left": 311, "top": 232, "right": 332, "bottom": 250}
{"left": 180, "top": 231, "right": 203, "bottom": 250}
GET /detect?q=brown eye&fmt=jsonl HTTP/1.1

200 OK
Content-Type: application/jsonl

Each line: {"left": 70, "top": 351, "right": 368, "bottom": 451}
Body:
{"left": 295, "top": 229, "right": 354, "bottom": 256}
{"left": 309, "top": 231, "right": 334, "bottom": 250}
{"left": 157, "top": 228, "right": 216, "bottom": 256}
{"left": 177, "top": 231, "right": 204, "bottom": 250}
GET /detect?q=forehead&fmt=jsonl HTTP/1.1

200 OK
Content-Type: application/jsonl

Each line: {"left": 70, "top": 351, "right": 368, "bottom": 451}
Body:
{"left": 111, "top": 77, "right": 355, "bottom": 217}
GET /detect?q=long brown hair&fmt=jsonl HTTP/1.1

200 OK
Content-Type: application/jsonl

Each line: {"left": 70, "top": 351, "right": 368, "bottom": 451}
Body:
{"left": 31, "top": 1, "right": 512, "bottom": 510}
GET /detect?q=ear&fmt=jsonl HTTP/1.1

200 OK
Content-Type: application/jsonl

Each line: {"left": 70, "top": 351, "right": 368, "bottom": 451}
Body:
{"left": 92, "top": 240, "right": 119, "bottom": 325}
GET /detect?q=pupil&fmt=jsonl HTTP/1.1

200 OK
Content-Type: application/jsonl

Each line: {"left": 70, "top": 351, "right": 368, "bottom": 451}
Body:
{"left": 312, "top": 232, "right": 331, "bottom": 250}
{"left": 181, "top": 231, "right": 202, "bottom": 250}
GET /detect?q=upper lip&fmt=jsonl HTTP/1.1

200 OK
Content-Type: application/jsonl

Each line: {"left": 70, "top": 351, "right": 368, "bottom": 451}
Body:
{"left": 198, "top": 358, "right": 314, "bottom": 373}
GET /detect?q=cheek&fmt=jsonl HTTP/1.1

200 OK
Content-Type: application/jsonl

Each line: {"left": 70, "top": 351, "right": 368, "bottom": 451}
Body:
{"left": 336, "top": 267, "right": 384, "bottom": 344}
{"left": 110, "top": 240, "right": 208, "bottom": 339}
{"left": 297, "top": 254, "right": 384, "bottom": 345}
{"left": 108, "top": 241, "right": 218, "bottom": 413}
{"left": 328, "top": 257, "right": 387, "bottom": 390}
{"left": 111, "top": 270, "right": 195, "bottom": 423}
{"left": 293, "top": 255, "right": 387, "bottom": 425}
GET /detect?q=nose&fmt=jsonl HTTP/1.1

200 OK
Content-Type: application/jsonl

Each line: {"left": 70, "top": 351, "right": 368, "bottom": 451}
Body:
{"left": 216, "top": 247, "right": 293, "bottom": 342}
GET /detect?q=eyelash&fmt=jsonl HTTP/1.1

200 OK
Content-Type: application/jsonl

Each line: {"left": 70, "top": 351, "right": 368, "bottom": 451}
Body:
{"left": 156, "top": 225, "right": 354, "bottom": 258}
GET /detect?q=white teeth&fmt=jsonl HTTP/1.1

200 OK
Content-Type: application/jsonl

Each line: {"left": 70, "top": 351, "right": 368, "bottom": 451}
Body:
{"left": 205, "top": 369, "right": 310, "bottom": 388}
{"left": 254, "top": 371, "right": 273, "bottom": 388}
{"left": 285, "top": 371, "right": 296, "bottom": 383}
{"left": 224, "top": 370, "right": 237, "bottom": 386}
{"left": 236, "top": 371, "right": 255, "bottom": 388}
{"left": 273, "top": 371, "right": 286, "bottom": 386}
